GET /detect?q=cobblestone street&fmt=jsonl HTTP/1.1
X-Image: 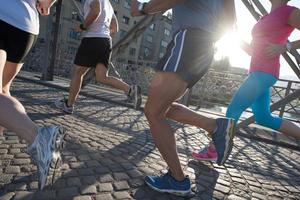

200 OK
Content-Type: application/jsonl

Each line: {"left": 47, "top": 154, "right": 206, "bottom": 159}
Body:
{"left": 0, "top": 78, "right": 300, "bottom": 200}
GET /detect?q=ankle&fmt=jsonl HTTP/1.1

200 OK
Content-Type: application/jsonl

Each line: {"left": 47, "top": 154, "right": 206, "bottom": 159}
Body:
{"left": 66, "top": 100, "right": 72, "bottom": 107}
{"left": 170, "top": 171, "right": 185, "bottom": 182}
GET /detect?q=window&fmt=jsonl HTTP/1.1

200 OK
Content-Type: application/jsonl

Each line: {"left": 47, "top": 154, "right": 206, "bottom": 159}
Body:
{"left": 124, "top": 0, "right": 130, "bottom": 9}
{"left": 122, "top": 16, "right": 130, "bottom": 24}
{"left": 146, "top": 35, "right": 153, "bottom": 43}
{"left": 112, "top": 0, "right": 119, "bottom": 3}
{"left": 69, "top": 29, "right": 81, "bottom": 40}
{"left": 159, "top": 52, "right": 165, "bottom": 58}
{"left": 144, "top": 48, "right": 151, "bottom": 58}
{"left": 150, "top": 24, "right": 155, "bottom": 31}
{"left": 164, "top": 28, "right": 170, "bottom": 36}
{"left": 161, "top": 40, "right": 168, "bottom": 48}
{"left": 129, "top": 48, "right": 136, "bottom": 56}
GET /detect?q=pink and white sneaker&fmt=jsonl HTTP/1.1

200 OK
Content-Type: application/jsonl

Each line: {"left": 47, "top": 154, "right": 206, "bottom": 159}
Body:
{"left": 192, "top": 144, "right": 218, "bottom": 162}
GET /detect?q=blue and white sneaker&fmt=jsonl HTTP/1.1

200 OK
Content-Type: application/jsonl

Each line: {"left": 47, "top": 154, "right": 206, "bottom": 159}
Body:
{"left": 212, "top": 118, "right": 235, "bottom": 165}
{"left": 28, "top": 125, "right": 66, "bottom": 190}
{"left": 145, "top": 170, "right": 191, "bottom": 196}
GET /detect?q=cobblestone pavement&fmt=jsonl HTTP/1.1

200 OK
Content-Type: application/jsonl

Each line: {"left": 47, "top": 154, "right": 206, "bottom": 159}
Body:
{"left": 0, "top": 79, "right": 300, "bottom": 200}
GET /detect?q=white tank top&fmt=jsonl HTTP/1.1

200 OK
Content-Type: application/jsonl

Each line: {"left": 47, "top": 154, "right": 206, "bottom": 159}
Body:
{"left": 0, "top": 0, "right": 39, "bottom": 35}
{"left": 83, "top": 0, "right": 114, "bottom": 38}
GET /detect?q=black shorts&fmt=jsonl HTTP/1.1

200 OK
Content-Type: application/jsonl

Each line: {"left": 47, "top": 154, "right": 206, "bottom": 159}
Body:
{"left": 156, "top": 28, "right": 215, "bottom": 89}
{"left": 74, "top": 37, "right": 112, "bottom": 68}
{"left": 0, "top": 20, "right": 37, "bottom": 63}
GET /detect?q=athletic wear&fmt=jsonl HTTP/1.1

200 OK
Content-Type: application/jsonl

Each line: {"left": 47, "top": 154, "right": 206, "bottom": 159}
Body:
{"left": 226, "top": 71, "right": 282, "bottom": 130}
{"left": 54, "top": 99, "right": 74, "bottom": 114}
{"left": 0, "top": 0, "right": 39, "bottom": 35}
{"left": 0, "top": 20, "right": 37, "bottom": 63}
{"left": 250, "top": 5, "right": 296, "bottom": 78}
{"left": 27, "top": 125, "right": 65, "bottom": 190}
{"left": 83, "top": 0, "right": 114, "bottom": 38}
{"left": 192, "top": 145, "right": 218, "bottom": 162}
{"left": 156, "top": 28, "right": 214, "bottom": 88}
{"left": 211, "top": 118, "right": 235, "bottom": 165}
{"left": 172, "top": 0, "right": 224, "bottom": 35}
{"left": 145, "top": 170, "right": 191, "bottom": 196}
{"left": 74, "top": 37, "right": 112, "bottom": 68}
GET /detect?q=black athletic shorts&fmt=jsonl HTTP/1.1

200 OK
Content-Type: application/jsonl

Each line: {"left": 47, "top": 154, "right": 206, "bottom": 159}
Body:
{"left": 0, "top": 20, "right": 37, "bottom": 63}
{"left": 74, "top": 37, "right": 112, "bottom": 68}
{"left": 156, "top": 28, "right": 215, "bottom": 89}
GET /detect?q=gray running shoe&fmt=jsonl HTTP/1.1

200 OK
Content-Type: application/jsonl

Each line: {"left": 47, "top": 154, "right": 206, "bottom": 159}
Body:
{"left": 54, "top": 98, "right": 74, "bottom": 114}
{"left": 129, "top": 85, "right": 142, "bottom": 109}
{"left": 28, "top": 125, "right": 66, "bottom": 190}
{"left": 212, "top": 118, "right": 235, "bottom": 165}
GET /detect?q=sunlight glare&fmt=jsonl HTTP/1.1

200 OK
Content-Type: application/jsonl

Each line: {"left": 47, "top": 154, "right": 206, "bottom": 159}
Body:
{"left": 214, "top": 31, "right": 241, "bottom": 63}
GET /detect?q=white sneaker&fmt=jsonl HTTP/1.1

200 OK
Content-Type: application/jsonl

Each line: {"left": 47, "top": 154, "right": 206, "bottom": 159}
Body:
{"left": 54, "top": 98, "right": 74, "bottom": 114}
{"left": 129, "top": 85, "right": 142, "bottom": 109}
{"left": 28, "top": 125, "right": 66, "bottom": 190}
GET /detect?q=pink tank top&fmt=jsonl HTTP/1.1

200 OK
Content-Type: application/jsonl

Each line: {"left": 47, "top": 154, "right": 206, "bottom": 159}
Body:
{"left": 250, "top": 5, "right": 296, "bottom": 78}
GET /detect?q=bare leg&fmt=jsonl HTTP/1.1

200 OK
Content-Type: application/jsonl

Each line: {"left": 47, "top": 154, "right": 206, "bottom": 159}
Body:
{"left": 0, "top": 94, "right": 38, "bottom": 145}
{"left": 2, "top": 61, "right": 23, "bottom": 95}
{"left": 67, "top": 65, "right": 90, "bottom": 106}
{"left": 0, "top": 50, "right": 6, "bottom": 135}
{"left": 95, "top": 63, "right": 130, "bottom": 94}
{"left": 144, "top": 71, "right": 188, "bottom": 181}
{"left": 166, "top": 102, "right": 217, "bottom": 133}
{"left": 0, "top": 50, "right": 6, "bottom": 90}
{"left": 279, "top": 120, "right": 300, "bottom": 140}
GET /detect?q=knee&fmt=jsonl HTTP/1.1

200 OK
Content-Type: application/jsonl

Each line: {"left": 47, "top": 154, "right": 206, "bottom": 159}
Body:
{"left": 95, "top": 74, "right": 107, "bottom": 84}
{"left": 165, "top": 103, "right": 180, "bottom": 119}
{"left": 144, "top": 103, "right": 161, "bottom": 123}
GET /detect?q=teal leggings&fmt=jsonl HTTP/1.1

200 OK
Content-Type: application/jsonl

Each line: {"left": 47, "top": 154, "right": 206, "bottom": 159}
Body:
{"left": 226, "top": 71, "right": 282, "bottom": 130}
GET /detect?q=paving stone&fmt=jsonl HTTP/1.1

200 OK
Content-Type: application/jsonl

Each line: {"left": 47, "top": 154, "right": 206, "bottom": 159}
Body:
{"left": 81, "top": 176, "right": 97, "bottom": 185}
{"left": 57, "top": 187, "right": 79, "bottom": 199}
{"left": 113, "top": 191, "right": 131, "bottom": 199}
{"left": 13, "top": 191, "right": 34, "bottom": 200}
{"left": 95, "top": 194, "right": 114, "bottom": 200}
{"left": 227, "top": 194, "right": 248, "bottom": 200}
{"left": 114, "top": 181, "right": 130, "bottom": 191}
{"left": 33, "top": 190, "right": 56, "bottom": 200}
{"left": 99, "top": 174, "right": 114, "bottom": 183}
{"left": 69, "top": 162, "right": 86, "bottom": 169}
{"left": 7, "top": 182, "right": 27, "bottom": 191}
{"left": 5, "top": 166, "right": 20, "bottom": 174}
{"left": 215, "top": 183, "right": 230, "bottom": 194}
{"left": 0, "top": 149, "right": 8, "bottom": 154}
{"left": 128, "top": 178, "right": 145, "bottom": 188}
{"left": 73, "top": 196, "right": 92, "bottom": 200}
{"left": 12, "top": 159, "right": 31, "bottom": 165}
{"left": 80, "top": 185, "right": 97, "bottom": 195}
{"left": 127, "top": 169, "right": 143, "bottom": 178}
{"left": 29, "top": 181, "right": 39, "bottom": 190}
{"left": 0, "top": 192, "right": 15, "bottom": 200}
{"left": 67, "top": 177, "right": 81, "bottom": 187}
{"left": 98, "top": 183, "right": 113, "bottom": 192}
{"left": 113, "top": 172, "right": 130, "bottom": 180}
{"left": 252, "top": 192, "right": 267, "bottom": 200}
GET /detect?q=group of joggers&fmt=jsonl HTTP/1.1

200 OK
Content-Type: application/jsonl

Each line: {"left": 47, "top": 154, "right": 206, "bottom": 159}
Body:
{"left": 0, "top": 0, "right": 299, "bottom": 196}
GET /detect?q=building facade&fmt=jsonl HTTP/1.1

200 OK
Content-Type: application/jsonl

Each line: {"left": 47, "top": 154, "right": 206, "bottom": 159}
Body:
{"left": 24, "top": 0, "right": 173, "bottom": 77}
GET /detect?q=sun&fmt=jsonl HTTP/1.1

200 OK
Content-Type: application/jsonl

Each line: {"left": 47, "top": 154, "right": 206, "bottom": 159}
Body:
{"left": 214, "top": 31, "right": 241, "bottom": 61}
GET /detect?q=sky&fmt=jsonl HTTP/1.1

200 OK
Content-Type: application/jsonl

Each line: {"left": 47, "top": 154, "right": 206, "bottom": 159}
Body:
{"left": 140, "top": 0, "right": 300, "bottom": 80}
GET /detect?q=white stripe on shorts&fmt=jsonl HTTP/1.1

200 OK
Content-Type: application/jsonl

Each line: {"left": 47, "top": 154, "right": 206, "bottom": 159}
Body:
{"left": 174, "top": 30, "right": 186, "bottom": 72}
{"left": 163, "top": 30, "right": 181, "bottom": 71}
